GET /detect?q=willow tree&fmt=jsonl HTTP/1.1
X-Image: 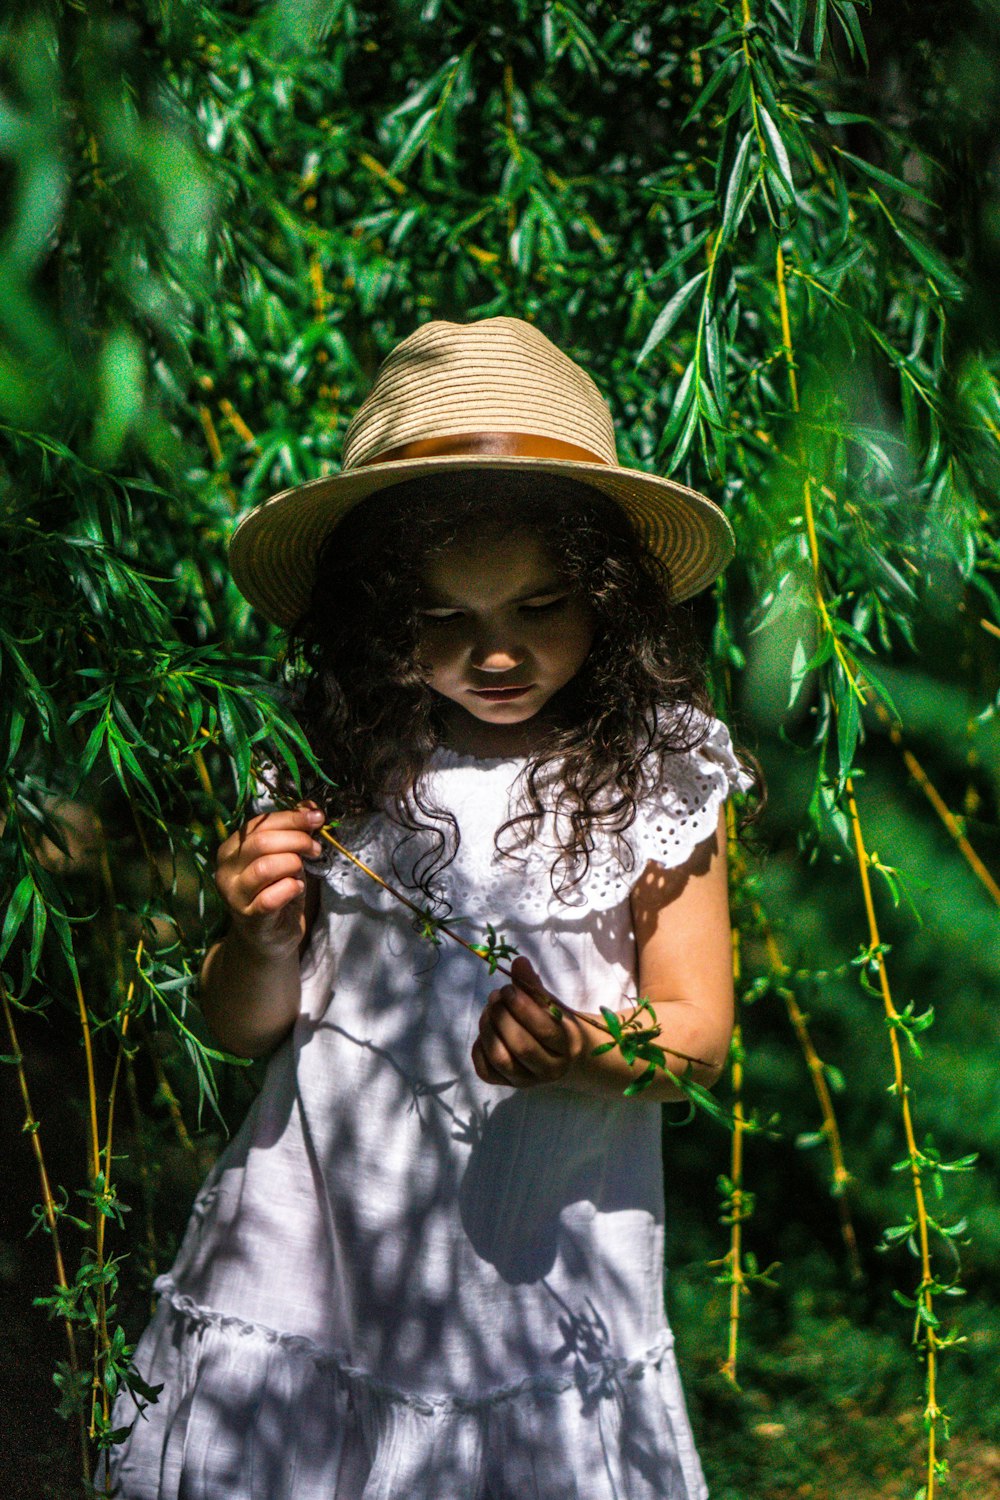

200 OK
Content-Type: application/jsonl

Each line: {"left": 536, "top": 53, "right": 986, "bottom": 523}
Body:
{"left": 1, "top": 2, "right": 997, "bottom": 1496}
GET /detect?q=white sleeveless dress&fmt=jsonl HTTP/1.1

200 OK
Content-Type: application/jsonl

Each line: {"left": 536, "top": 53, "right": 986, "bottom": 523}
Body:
{"left": 102, "top": 715, "right": 751, "bottom": 1500}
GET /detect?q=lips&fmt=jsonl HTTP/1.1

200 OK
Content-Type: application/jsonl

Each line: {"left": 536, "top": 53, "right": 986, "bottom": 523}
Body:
{"left": 470, "top": 685, "right": 533, "bottom": 702}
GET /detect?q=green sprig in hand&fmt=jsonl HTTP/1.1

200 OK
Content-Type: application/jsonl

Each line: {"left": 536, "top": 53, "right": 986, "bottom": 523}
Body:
{"left": 254, "top": 772, "right": 745, "bottom": 1128}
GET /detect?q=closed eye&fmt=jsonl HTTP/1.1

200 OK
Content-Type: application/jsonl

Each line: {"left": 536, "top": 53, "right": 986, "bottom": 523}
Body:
{"left": 418, "top": 594, "right": 570, "bottom": 623}
{"left": 519, "top": 594, "right": 570, "bottom": 615}
{"left": 418, "top": 609, "right": 464, "bottom": 625}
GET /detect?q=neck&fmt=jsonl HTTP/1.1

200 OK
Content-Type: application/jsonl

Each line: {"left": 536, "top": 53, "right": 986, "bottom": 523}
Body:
{"left": 437, "top": 704, "right": 554, "bottom": 760}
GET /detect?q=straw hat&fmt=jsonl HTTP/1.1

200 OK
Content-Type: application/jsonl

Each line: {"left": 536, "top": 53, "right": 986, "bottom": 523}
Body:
{"left": 228, "top": 316, "right": 735, "bottom": 625}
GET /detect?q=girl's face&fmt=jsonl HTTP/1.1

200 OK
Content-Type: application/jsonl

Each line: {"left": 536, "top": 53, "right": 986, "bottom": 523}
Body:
{"left": 416, "top": 531, "right": 595, "bottom": 750}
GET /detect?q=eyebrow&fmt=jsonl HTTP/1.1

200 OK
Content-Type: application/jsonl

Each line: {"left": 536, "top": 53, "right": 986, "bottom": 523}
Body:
{"left": 420, "top": 579, "right": 569, "bottom": 608}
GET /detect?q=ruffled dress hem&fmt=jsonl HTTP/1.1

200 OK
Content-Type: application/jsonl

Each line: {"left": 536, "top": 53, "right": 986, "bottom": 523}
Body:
{"left": 150, "top": 1274, "right": 680, "bottom": 1413}
{"left": 102, "top": 1280, "right": 709, "bottom": 1500}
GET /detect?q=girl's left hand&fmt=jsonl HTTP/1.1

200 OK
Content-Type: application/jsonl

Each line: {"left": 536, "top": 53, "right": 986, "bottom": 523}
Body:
{"left": 472, "top": 956, "right": 585, "bottom": 1089}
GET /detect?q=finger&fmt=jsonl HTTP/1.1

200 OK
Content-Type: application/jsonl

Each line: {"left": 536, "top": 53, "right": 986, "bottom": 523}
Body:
{"left": 219, "top": 808, "right": 325, "bottom": 862}
{"left": 500, "top": 987, "right": 568, "bottom": 1053}
{"left": 490, "top": 979, "right": 567, "bottom": 1055}
{"left": 471, "top": 1038, "right": 511, "bottom": 1088}
{"left": 477, "top": 1010, "right": 530, "bottom": 1083}
{"left": 508, "top": 956, "right": 562, "bottom": 1016}
{"left": 482, "top": 1041, "right": 535, "bottom": 1087}
{"left": 230, "top": 827, "right": 325, "bottom": 865}
{"left": 243, "top": 807, "right": 326, "bottom": 843}
{"left": 244, "top": 875, "right": 307, "bottom": 917}
{"left": 509, "top": 955, "right": 547, "bottom": 998}
{"left": 231, "top": 852, "right": 309, "bottom": 908}
{"left": 480, "top": 1008, "right": 554, "bottom": 1082}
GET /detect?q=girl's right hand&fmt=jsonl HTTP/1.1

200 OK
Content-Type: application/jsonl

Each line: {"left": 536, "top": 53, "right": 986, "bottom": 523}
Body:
{"left": 214, "top": 804, "right": 326, "bottom": 960}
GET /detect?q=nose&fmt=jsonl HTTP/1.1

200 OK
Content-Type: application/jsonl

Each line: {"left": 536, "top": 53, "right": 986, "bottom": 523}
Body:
{"left": 469, "top": 624, "right": 526, "bottom": 674}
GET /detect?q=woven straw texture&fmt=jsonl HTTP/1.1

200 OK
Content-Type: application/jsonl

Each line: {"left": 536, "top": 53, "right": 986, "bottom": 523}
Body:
{"left": 341, "top": 318, "right": 617, "bottom": 468}
{"left": 228, "top": 317, "right": 735, "bottom": 625}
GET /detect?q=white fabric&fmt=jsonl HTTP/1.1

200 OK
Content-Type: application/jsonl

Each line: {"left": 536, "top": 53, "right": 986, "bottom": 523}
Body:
{"left": 102, "top": 713, "right": 751, "bottom": 1500}
{"left": 315, "top": 712, "right": 750, "bottom": 924}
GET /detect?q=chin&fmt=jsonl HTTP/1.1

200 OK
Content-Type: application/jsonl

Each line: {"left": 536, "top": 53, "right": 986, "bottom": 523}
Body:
{"left": 467, "top": 703, "right": 539, "bottom": 723}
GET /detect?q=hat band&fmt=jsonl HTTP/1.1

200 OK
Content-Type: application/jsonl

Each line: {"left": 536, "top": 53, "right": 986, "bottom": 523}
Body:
{"left": 354, "top": 431, "right": 611, "bottom": 468}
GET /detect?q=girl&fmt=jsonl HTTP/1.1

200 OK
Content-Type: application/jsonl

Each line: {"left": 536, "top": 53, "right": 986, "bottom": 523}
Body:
{"left": 103, "top": 316, "right": 755, "bottom": 1500}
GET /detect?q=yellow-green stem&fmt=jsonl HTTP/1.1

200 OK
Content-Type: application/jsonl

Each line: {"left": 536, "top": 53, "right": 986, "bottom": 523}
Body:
{"left": 774, "top": 232, "right": 941, "bottom": 1496}
{"left": 845, "top": 777, "right": 939, "bottom": 1493}
{"left": 866, "top": 689, "right": 1000, "bottom": 908}
{"left": 2, "top": 983, "right": 91, "bottom": 1484}
{"left": 721, "top": 800, "right": 747, "bottom": 1385}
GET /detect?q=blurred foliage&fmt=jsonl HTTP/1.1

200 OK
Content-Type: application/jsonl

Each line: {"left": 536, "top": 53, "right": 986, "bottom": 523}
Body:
{"left": 1, "top": 0, "right": 998, "bottom": 1495}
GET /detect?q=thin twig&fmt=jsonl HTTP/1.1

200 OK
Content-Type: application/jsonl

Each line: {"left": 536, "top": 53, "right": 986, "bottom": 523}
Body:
{"left": 775, "top": 239, "right": 943, "bottom": 1497}
{"left": 864, "top": 687, "right": 1000, "bottom": 908}
{"left": 2, "top": 983, "right": 91, "bottom": 1485}
{"left": 317, "top": 825, "right": 715, "bottom": 1072}
{"left": 720, "top": 801, "right": 748, "bottom": 1385}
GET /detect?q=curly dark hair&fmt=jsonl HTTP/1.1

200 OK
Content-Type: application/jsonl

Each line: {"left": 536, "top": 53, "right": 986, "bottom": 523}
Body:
{"left": 272, "top": 469, "right": 752, "bottom": 901}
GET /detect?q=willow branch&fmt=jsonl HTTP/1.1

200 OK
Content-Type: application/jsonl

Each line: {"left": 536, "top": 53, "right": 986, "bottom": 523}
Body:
{"left": 317, "top": 825, "right": 715, "bottom": 1073}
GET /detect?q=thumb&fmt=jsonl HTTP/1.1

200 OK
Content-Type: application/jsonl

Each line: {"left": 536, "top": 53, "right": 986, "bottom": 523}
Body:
{"left": 510, "top": 956, "right": 555, "bottom": 1008}
{"left": 510, "top": 954, "right": 541, "bottom": 988}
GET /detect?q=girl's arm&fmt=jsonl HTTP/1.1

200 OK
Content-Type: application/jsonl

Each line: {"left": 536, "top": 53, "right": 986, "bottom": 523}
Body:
{"left": 199, "top": 806, "right": 324, "bottom": 1060}
{"left": 472, "top": 806, "right": 735, "bottom": 1102}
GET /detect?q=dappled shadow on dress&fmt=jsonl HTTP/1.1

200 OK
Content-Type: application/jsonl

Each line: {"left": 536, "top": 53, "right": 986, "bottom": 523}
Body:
{"left": 105, "top": 897, "right": 701, "bottom": 1499}
{"left": 458, "top": 1088, "right": 652, "bottom": 1286}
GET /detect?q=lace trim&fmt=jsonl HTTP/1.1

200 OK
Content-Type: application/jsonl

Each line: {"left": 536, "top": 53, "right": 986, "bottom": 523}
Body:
{"left": 305, "top": 716, "right": 752, "bottom": 923}
{"left": 154, "top": 1276, "right": 673, "bottom": 1414}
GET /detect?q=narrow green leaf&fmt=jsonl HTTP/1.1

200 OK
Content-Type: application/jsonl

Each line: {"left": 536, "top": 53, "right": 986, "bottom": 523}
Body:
{"left": 648, "top": 228, "right": 711, "bottom": 286}
{"left": 825, "top": 111, "right": 880, "bottom": 127}
{"left": 599, "top": 1006, "right": 623, "bottom": 1041}
{"left": 388, "top": 106, "right": 439, "bottom": 175}
{"left": 837, "top": 687, "right": 860, "bottom": 780}
{"left": 382, "top": 56, "right": 458, "bottom": 125}
{"left": 720, "top": 129, "right": 755, "bottom": 243}
{"left": 0, "top": 874, "right": 34, "bottom": 962}
{"left": 803, "top": 634, "right": 836, "bottom": 673}
{"left": 217, "top": 687, "right": 251, "bottom": 789}
{"left": 113, "top": 735, "right": 158, "bottom": 802}
{"left": 790, "top": 0, "right": 808, "bottom": 45}
{"left": 667, "top": 393, "right": 701, "bottom": 472}
{"left": 704, "top": 316, "right": 728, "bottom": 407}
{"left": 76, "top": 717, "right": 109, "bottom": 783}
{"left": 623, "top": 1064, "right": 656, "bottom": 1097}
{"left": 681, "top": 55, "right": 736, "bottom": 130}
{"left": 823, "top": 1063, "right": 846, "bottom": 1094}
{"left": 788, "top": 635, "right": 813, "bottom": 708}
{"left": 4, "top": 703, "right": 25, "bottom": 769}
{"left": 834, "top": 1, "right": 868, "bottom": 66}
{"left": 29, "top": 890, "right": 47, "bottom": 975}
{"left": 891, "top": 219, "right": 965, "bottom": 299}
{"left": 663, "top": 362, "right": 697, "bottom": 443}
{"left": 635, "top": 270, "right": 708, "bottom": 367}
{"left": 835, "top": 148, "right": 937, "bottom": 209}
{"left": 758, "top": 106, "right": 794, "bottom": 194}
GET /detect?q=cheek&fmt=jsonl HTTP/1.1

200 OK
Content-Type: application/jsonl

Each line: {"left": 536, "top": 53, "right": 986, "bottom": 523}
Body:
{"left": 533, "top": 623, "right": 594, "bottom": 684}
{"left": 554, "top": 609, "right": 596, "bottom": 671}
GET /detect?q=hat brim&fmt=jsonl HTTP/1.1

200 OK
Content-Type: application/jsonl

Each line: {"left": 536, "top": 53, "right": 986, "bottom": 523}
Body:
{"left": 228, "top": 455, "right": 735, "bottom": 626}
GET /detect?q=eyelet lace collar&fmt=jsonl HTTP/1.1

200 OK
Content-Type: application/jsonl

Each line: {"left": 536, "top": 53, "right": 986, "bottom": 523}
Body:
{"left": 302, "top": 715, "right": 752, "bottom": 927}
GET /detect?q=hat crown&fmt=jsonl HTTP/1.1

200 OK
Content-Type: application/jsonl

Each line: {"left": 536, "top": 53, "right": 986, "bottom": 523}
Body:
{"left": 341, "top": 316, "right": 618, "bottom": 470}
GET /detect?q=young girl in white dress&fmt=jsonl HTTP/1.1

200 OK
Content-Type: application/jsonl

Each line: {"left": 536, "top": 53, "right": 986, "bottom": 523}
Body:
{"left": 102, "top": 316, "right": 755, "bottom": 1500}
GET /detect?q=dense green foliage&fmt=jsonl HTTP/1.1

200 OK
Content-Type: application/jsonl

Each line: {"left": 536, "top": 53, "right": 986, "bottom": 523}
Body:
{"left": 1, "top": 2, "right": 998, "bottom": 1495}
